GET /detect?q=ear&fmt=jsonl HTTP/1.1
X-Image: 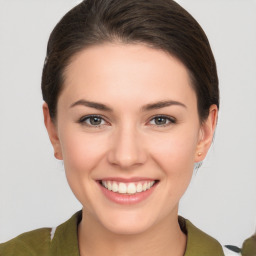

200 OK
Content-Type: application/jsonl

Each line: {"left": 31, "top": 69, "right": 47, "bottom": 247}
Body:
{"left": 195, "top": 104, "right": 218, "bottom": 163}
{"left": 42, "top": 103, "right": 63, "bottom": 160}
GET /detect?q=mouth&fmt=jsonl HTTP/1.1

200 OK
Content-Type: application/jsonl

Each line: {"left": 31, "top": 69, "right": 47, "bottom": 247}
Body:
{"left": 99, "top": 180, "right": 159, "bottom": 195}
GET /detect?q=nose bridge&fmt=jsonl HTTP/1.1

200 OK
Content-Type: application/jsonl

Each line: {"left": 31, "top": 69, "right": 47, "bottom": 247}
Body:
{"left": 107, "top": 121, "right": 146, "bottom": 168}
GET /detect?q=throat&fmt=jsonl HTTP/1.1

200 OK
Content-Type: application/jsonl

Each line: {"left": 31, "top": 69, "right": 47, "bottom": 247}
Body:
{"left": 78, "top": 211, "right": 187, "bottom": 256}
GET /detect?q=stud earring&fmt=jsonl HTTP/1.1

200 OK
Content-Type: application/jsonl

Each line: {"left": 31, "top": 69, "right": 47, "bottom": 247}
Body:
{"left": 197, "top": 152, "right": 202, "bottom": 156}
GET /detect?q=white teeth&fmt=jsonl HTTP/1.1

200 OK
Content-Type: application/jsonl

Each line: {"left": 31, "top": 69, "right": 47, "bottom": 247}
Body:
{"left": 118, "top": 183, "right": 127, "bottom": 194}
{"left": 107, "top": 181, "right": 112, "bottom": 191}
{"left": 136, "top": 183, "right": 143, "bottom": 193}
{"left": 102, "top": 181, "right": 107, "bottom": 188}
{"left": 112, "top": 182, "right": 118, "bottom": 192}
{"left": 127, "top": 183, "right": 136, "bottom": 194}
{"left": 102, "top": 180, "right": 156, "bottom": 194}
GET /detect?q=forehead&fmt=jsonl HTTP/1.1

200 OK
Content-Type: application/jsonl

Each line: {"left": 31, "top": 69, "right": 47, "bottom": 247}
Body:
{"left": 61, "top": 43, "right": 196, "bottom": 108}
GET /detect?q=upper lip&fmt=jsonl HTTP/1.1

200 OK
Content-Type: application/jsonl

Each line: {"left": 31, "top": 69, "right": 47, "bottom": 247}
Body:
{"left": 98, "top": 177, "right": 158, "bottom": 182}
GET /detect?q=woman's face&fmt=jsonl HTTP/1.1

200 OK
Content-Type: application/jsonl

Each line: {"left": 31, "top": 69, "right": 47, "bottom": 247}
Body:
{"left": 44, "top": 43, "right": 216, "bottom": 235}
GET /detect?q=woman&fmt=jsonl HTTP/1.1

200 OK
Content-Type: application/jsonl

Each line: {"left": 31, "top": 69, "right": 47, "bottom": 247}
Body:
{"left": 0, "top": 0, "right": 240, "bottom": 255}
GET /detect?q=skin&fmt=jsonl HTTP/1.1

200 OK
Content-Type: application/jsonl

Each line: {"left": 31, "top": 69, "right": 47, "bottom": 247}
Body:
{"left": 43, "top": 43, "right": 218, "bottom": 256}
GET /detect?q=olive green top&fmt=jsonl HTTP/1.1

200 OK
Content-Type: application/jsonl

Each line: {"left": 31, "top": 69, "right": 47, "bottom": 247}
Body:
{"left": 241, "top": 234, "right": 256, "bottom": 256}
{"left": 0, "top": 211, "right": 224, "bottom": 256}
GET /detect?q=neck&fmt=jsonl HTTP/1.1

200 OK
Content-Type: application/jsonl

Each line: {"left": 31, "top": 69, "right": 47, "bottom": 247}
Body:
{"left": 78, "top": 210, "right": 186, "bottom": 256}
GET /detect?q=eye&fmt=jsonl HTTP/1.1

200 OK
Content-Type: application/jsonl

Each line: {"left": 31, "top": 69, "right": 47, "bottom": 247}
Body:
{"left": 79, "top": 115, "right": 108, "bottom": 127}
{"left": 149, "top": 115, "right": 176, "bottom": 126}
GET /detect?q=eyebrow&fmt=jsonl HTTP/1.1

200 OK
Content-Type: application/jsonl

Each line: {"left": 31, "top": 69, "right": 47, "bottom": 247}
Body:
{"left": 141, "top": 100, "right": 187, "bottom": 111}
{"left": 70, "top": 99, "right": 187, "bottom": 112}
{"left": 70, "top": 99, "right": 113, "bottom": 112}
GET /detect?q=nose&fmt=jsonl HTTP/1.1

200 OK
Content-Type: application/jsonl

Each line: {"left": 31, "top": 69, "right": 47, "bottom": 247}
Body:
{"left": 107, "top": 125, "right": 147, "bottom": 169}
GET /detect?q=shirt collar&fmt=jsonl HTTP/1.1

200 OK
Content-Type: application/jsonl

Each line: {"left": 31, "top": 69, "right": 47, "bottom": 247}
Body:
{"left": 51, "top": 211, "right": 224, "bottom": 256}
{"left": 179, "top": 216, "right": 224, "bottom": 256}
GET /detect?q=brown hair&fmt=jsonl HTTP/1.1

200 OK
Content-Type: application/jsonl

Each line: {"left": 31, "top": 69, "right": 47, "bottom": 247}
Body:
{"left": 42, "top": 0, "right": 219, "bottom": 122}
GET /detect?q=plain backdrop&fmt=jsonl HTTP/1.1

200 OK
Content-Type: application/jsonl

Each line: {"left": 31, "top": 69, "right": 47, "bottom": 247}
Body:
{"left": 0, "top": 0, "right": 255, "bottom": 247}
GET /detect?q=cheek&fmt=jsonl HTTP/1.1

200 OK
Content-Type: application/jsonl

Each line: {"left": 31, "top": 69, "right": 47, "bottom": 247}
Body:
{"left": 58, "top": 128, "right": 110, "bottom": 208}
{"left": 149, "top": 129, "right": 199, "bottom": 168}
{"left": 148, "top": 130, "right": 199, "bottom": 193}
{"left": 58, "top": 127, "right": 108, "bottom": 177}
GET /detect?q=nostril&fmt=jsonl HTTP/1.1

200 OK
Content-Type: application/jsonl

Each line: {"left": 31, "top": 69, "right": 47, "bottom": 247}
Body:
{"left": 106, "top": 130, "right": 147, "bottom": 167}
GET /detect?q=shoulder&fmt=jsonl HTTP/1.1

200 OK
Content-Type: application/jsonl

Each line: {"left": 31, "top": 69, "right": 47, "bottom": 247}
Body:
{"left": 241, "top": 234, "right": 256, "bottom": 256}
{"left": 179, "top": 216, "right": 225, "bottom": 256}
{"left": 0, "top": 210, "right": 82, "bottom": 256}
{"left": 180, "top": 217, "right": 243, "bottom": 256}
{"left": 0, "top": 228, "right": 52, "bottom": 256}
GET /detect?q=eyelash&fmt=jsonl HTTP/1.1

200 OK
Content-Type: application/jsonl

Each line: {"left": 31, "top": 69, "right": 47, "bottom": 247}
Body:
{"left": 79, "top": 115, "right": 176, "bottom": 128}
{"left": 148, "top": 115, "right": 176, "bottom": 127}
{"left": 79, "top": 115, "right": 109, "bottom": 128}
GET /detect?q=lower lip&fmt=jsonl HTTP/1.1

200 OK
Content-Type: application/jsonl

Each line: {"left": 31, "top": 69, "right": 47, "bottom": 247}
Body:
{"left": 98, "top": 182, "right": 158, "bottom": 205}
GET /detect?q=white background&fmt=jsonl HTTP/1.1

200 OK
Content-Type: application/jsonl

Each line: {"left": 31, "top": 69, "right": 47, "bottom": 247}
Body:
{"left": 0, "top": 0, "right": 255, "bottom": 247}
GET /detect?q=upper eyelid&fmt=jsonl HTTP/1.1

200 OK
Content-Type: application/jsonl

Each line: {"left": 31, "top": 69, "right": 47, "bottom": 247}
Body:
{"left": 79, "top": 114, "right": 108, "bottom": 122}
{"left": 148, "top": 115, "right": 176, "bottom": 122}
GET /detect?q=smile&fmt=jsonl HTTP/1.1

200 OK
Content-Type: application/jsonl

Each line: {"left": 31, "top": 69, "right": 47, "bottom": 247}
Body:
{"left": 100, "top": 180, "right": 156, "bottom": 195}
{"left": 98, "top": 179, "right": 159, "bottom": 205}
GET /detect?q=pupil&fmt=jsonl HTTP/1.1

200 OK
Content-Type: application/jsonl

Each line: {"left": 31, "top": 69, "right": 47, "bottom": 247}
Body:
{"left": 91, "top": 117, "right": 101, "bottom": 125}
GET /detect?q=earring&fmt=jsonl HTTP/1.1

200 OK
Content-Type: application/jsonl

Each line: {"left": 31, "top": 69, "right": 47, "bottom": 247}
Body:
{"left": 197, "top": 152, "right": 202, "bottom": 156}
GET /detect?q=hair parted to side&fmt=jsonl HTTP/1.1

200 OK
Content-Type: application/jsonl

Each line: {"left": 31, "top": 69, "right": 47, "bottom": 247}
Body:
{"left": 42, "top": 0, "right": 219, "bottom": 122}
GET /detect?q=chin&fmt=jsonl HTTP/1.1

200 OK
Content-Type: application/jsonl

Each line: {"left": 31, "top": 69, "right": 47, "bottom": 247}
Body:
{"left": 95, "top": 208, "right": 159, "bottom": 235}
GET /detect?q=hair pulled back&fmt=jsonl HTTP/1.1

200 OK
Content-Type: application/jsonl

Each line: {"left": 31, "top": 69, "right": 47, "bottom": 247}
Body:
{"left": 42, "top": 0, "right": 219, "bottom": 122}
